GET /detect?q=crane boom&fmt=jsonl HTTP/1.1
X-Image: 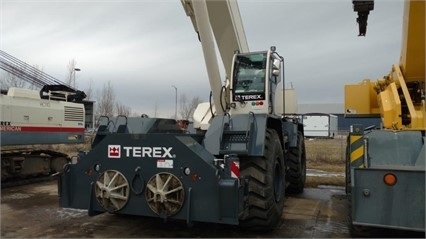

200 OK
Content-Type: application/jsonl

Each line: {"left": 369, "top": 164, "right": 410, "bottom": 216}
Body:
{"left": 181, "top": 0, "right": 249, "bottom": 116}
{"left": 345, "top": 0, "right": 425, "bottom": 131}
{"left": 0, "top": 50, "right": 87, "bottom": 102}
{"left": 399, "top": 0, "right": 425, "bottom": 82}
{"left": 182, "top": 0, "right": 249, "bottom": 75}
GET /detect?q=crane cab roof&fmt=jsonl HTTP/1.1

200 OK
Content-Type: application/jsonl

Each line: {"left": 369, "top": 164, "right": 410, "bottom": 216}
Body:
{"left": 6, "top": 87, "right": 40, "bottom": 99}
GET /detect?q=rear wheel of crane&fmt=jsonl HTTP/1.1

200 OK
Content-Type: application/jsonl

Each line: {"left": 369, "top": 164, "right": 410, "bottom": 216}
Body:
{"left": 239, "top": 128, "right": 285, "bottom": 230}
{"left": 286, "top": 131, "right": 306, "bottom": 194}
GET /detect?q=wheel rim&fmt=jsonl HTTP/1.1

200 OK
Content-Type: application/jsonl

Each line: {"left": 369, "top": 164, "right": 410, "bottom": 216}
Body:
{"left": 145, "top": 172, "right": 185, "bottom": 216}
{"left": 95, "top": 170, "right": 130, "bottom": 212}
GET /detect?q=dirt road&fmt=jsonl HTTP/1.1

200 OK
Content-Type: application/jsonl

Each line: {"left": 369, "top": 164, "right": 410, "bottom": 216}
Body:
{"left": 1, "top": 180, "right": 423, "bottom": 238}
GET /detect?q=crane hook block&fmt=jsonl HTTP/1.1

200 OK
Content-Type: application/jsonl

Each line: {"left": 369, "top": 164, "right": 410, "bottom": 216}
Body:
{"left": 352, "top": 0, "right": 374, "bottom": 36}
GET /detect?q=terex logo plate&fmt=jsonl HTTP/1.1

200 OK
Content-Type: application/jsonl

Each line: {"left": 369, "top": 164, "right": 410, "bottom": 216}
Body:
{"left": 107, "top": 145, "right": 175, "bottom": 159}
{"left": 108, "top": 145, "right": 121, "bottom": 158}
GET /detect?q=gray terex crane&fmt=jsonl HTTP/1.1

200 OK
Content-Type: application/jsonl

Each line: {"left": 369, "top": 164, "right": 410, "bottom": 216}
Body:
{"left": 59, "top": 0, "right": 305, "bottom": 229}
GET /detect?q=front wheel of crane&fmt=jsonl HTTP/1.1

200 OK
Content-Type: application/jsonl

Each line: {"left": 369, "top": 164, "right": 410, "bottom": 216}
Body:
{"left": 239, "top": 128, "right": 285, "bottom": 230}
{"left": 286, "top": 131, "right": 306, "bottom": 194}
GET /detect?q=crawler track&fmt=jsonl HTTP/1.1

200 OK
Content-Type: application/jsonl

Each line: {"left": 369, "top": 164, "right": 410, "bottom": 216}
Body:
{"left": 1, "top": 175, "right": 58, "bottom": 188}
{"left": 1, "top": 148, "right": 70, "bottom": 188}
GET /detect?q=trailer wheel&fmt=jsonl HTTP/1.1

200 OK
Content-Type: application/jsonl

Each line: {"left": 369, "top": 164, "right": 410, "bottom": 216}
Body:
{"left": 239, "top": 128, "right": 285, "bottom": 230}
{"left": 286, "top": 131, "right": 306, "bottom": 194}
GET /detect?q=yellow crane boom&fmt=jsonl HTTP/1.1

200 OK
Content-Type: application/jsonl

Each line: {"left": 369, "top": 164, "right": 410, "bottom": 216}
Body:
{"left": 345, "top": 0, "right": 425, "bottom": 130}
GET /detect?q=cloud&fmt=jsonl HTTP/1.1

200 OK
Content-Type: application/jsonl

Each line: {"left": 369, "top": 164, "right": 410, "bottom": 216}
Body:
{"left": 1, "top": 0, "right": 404, "bottom": 116}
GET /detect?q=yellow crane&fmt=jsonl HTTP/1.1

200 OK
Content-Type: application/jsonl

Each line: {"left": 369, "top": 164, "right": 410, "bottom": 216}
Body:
{"left": 345, "top": 0, "right": 425, "bottom": 232}
{"left": 346, "top": 0, "right": 425, "bottom": 130}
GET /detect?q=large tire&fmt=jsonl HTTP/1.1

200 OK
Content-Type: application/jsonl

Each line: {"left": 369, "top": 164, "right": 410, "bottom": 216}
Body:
{"left": 345, "top": 136, "right": 351, "bottom": 195}
{"left": 239, "top": 129, "right": 285, "bottom": 230}
{"left": 286, "top": 131, "right": 306, "bottom": 194}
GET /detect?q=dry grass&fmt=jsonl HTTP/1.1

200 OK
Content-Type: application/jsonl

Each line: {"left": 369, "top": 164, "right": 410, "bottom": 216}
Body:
{"left": 305, "top": 137, "right": 347, "bottom": 173}
{"left": 305, "top": 176, "right": 346, "bottom": 188}
{"left": 305, "top": 136, "right": 347, "bottom": 187}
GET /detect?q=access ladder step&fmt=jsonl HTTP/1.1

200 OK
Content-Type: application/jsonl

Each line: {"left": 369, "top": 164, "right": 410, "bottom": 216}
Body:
{"left": 222, "top": 130, "right": 249, "bottom": 143}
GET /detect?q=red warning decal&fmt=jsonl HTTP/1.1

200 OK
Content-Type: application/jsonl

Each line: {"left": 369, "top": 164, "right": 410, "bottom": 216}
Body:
{"left": 231, "top": 161, "right": 240, "bottom": 178}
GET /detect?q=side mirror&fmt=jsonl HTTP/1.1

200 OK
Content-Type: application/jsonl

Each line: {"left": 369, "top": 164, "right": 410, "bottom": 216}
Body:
{"left": 272, "top": 69, "right": 280, "bottom": 76}
{"left": 272, "top": 59, "right": 280, "bottom": 76}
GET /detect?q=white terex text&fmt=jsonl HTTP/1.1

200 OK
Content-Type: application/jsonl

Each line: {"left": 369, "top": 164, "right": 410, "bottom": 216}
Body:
{"left": 122, "top": 146, "right": 174, "bottom": 158}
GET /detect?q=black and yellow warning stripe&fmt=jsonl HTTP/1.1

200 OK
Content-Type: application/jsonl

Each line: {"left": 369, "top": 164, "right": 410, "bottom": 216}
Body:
{"left": 349, "top": 133, "right": 365, "bottom": 168}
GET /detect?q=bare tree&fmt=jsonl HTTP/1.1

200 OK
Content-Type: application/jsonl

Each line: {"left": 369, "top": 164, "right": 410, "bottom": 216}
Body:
{"left": 0, "top": 71, "right": 27, "bottom": 89}
{"left": 116, "top": 102, "right": 132, "bottom": 116}
{"left": 153, "top": 100, "right": 159, "bottom": 117}
{"left": 66, "top": 59, "right": 78, "bottom": 88}
{"left": 179, "top": 94, "right": 201, "bottom": 121}
{"left": 96, "top": 81, "right": 115, "bottom": 117}
{"left": 0, "top": 64, "right": 43, "bottom": 90}
{"left": 85, "top": 78, "right": 94, "bottom": 100}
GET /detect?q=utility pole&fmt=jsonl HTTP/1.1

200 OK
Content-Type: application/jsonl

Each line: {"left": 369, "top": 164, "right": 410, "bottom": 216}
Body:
{"left": 172, "top": 85, "right": 177, "bottom": 120}
{"left": 73, "top": 68, "right": 81, "bottom": 88}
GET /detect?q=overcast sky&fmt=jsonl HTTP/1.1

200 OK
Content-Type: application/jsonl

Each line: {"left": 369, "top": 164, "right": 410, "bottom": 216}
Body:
{"left": 1, "top": 0, "right": 404, "bottom": 117}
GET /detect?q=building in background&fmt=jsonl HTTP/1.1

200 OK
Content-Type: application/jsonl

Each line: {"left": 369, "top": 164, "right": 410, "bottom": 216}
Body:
{"left": 302, "top": 113, "right": 338, "bottom": 138}
{"left": 298, "top": 103, "right": 382, "bottom": 132}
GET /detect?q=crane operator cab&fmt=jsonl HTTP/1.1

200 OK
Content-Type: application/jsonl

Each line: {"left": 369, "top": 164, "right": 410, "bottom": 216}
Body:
{"left": 229, "top": 46, "right": 284, "bottom": 116}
